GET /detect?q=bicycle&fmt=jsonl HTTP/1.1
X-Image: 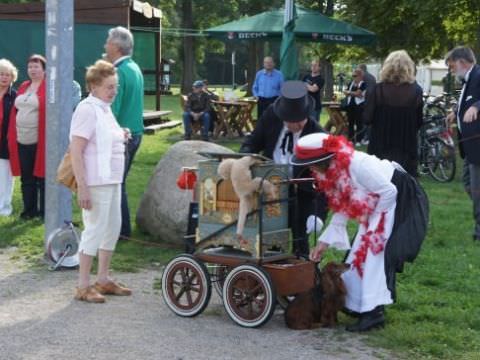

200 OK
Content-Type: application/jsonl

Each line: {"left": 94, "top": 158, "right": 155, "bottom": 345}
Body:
{"left": 418, "top": 114, "right": 456, "bottom": 182}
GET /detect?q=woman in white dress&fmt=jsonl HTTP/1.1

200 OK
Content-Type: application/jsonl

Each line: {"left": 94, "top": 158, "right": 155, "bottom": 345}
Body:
{"left": 291, "top": 133, "right": 429, "bottom": 331}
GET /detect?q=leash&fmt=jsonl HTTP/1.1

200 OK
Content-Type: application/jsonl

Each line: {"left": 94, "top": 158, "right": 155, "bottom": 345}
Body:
{"left": 118, "top": 235, "right": 181, "bottom": 249}
{"left": 458, "top": 133, "right": 480, "bottom": 143}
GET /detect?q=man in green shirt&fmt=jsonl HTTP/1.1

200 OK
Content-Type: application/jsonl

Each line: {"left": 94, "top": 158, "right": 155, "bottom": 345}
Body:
{"left": 104, "top": 26, "right": 144, "bottom": 238}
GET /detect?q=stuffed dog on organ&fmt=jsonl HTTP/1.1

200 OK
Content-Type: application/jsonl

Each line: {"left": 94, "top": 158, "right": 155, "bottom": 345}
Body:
{"left": 285, "top": 262, "right": 349, "bottom": 330}
{"left": 217, "top": 156, "right": 277, "bottom": 241}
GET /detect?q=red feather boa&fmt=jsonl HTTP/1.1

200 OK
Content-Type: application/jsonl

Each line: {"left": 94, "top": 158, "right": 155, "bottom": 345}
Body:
{"left": 308, "top": 135, "right": 387, "bottom": 277}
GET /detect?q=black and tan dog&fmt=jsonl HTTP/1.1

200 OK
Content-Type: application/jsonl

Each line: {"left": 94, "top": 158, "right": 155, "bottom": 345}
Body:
{"left": 285, "top": 262, "right": 349, "bottom": 330}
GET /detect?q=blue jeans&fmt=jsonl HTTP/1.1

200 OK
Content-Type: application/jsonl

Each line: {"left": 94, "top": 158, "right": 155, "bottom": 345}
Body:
{"left": 183, "top": 111, "right": 210, "bottom": 139}
{"left": 120, "top": 134, "right": 142, "bottom": 237}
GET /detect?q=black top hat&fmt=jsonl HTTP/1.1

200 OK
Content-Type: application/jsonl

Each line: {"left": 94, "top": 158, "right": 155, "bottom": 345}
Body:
{"left": 273, "top": 80, "right": 314, "bottom": 123}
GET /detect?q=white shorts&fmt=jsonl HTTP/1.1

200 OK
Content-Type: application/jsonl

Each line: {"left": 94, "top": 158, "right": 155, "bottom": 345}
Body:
{"left": 79, "top": 184, "right": 122, "bottom": 256}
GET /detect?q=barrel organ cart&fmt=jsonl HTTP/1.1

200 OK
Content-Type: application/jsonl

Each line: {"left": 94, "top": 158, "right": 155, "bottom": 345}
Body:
{"left": 161, "top": 153, "right": 316, "bottom": 328}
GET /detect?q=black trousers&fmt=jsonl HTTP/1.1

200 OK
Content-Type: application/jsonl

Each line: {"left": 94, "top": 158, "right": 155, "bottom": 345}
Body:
{"left": 289, "top": 186, "right": 328, "bottom": 256}
{"left": 120, "top": 134, "right": 142, "bottom": 237}
{"left": 257, "top": 96, "right": 277, "bottom": 120}
{"left": 347, "top": 105, "right": 365, "bottom": 143}
{"left": 18, "top": 143, "right": 44, "bottom": 218}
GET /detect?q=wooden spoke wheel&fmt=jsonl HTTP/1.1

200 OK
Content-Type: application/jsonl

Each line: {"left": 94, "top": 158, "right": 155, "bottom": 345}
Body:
{"left": 222, "top": 264, "right": 276, "bottom": 328}
{"left": 162, "top": 254, "right": 211, "bottom": 317}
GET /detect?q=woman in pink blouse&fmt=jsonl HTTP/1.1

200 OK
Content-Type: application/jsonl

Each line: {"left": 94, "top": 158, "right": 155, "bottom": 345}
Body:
{"left": 70, "top": 60, "right": 131, "bottom": 303}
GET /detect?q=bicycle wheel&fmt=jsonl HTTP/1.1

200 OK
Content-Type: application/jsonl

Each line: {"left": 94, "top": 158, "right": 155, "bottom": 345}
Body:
{"left": 427, "top": 139, "right": 456, "bottom": 182}
{"left": 424, "top": 104, "right": 446, "bottom": 119}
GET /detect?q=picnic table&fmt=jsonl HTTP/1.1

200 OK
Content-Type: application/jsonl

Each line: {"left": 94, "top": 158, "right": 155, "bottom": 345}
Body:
{"left": 211, "top": 98, "right": 257, "bottom": 138}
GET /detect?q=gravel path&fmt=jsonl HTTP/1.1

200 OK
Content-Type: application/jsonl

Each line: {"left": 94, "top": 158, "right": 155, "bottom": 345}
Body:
{"left": 0, "top": 248, "right": 395, "bottom": 360}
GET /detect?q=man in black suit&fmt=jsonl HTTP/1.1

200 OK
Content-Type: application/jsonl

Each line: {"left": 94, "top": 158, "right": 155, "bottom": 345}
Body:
{"left": 240, "top": 81, "right": 328, "bottom": 256}
{"left": 446, "top": 46, "right": 480, "bottom": 241}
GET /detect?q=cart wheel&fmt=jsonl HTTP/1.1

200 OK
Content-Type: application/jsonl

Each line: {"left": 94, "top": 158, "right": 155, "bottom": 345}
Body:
{"left": 212, "top": 265, "right": 231, "bottom": 298}
{"left": 222, "top": 264, "right": 276, "bottom": 328}
{"left": 162, "top": 254, "right": 211, "bottom": 317}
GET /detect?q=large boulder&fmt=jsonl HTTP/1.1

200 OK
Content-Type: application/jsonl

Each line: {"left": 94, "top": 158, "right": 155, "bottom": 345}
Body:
{"left": 136, "top": 140, "right": 233, "bottom": 244}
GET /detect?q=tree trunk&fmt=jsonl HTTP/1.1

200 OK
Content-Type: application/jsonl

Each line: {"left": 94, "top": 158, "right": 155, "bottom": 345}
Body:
{"left": 246, "top": 42, "right": 257, "bottom": 96}
{"left": 320, "top": 58, "right": 334, "bottom": 101}
{"left": 180, "top": 0, "right": 194, "bottom": 94}
{"left": 325, "top": 0, "right": 334, "bottom": 16}
{"left": 246, "top": 40, "right": 265, "bottom": 96}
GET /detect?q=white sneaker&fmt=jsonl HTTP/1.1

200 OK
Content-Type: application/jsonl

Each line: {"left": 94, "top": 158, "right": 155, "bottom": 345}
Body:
{"left": 355, "top": 142, "right": 362, "bottom": 147}
{"left": 361, "top": 139, "right": 369, "bottom": 145}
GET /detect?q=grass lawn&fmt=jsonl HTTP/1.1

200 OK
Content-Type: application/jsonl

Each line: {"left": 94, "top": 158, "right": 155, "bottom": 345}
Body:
{"left": 0, "top": 114, "right": 479, "bottom": 358}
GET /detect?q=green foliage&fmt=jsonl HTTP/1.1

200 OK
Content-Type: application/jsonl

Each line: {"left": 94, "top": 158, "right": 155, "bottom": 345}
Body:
{"left": 335, "top": 0, "right": 480, "bottom": 61}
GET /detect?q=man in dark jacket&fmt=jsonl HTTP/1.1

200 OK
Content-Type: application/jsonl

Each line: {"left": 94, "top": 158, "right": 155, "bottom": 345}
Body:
{"left": 446, "top": 46, "right": 480, "bottom": 241}
{"left": 183, "top": 80, "right": 211, "bottom": 141}
{"left": 240, "top": 81, "right": 328, "bottom": 256}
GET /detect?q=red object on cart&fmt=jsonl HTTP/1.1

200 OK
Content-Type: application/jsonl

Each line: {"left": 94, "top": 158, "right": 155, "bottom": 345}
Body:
{"left": 176, "top": 169, "right": 197, "bottom": 190}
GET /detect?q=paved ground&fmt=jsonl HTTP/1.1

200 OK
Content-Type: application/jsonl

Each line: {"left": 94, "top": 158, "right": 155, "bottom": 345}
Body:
{"left": 0, "top": 248, "right": 395, "bottom": 360}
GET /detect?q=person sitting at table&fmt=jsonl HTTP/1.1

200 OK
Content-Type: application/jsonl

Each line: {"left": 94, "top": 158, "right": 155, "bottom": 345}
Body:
{"left": 240, "top": 80, "right": 328, "bottom": 257}
{"left": 202, "top": 79, "right": 219, "bottom": 135}
{"left": 183, "top": 80, "right": 211, "bottom": 141}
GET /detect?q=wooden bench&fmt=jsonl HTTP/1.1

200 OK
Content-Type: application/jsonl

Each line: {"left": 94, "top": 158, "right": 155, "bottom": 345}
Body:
{"left": 143, "top": 110, "right": 179, "bottom": 135}
{"left": 143, "top": 110, "right": 173, "bottom": 124}
{"left": 144, "top": 120, "right": 182, "bottom": 135}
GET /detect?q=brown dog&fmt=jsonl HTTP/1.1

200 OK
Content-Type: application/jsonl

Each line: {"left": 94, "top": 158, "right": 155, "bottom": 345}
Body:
{"left": 285, "top": 262, "right": 349, "bottom": 330}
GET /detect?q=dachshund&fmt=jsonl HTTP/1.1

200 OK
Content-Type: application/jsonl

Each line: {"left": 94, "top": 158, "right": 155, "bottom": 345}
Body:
{"left": 285, "top": 262, "right": 349, "bottom": 330}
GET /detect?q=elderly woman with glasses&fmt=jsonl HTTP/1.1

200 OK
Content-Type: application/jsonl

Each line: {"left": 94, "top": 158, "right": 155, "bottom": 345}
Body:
{"left": 70, "top": 60, "right": 131, "bottom": 303}
{"left": 0, "top": 59, "right": 18, "bottom": 216}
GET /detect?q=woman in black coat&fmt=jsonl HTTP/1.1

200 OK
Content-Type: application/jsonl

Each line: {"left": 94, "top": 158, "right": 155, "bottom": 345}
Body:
{"left": 364, "top": 50, "right": 423, "bottom": 176}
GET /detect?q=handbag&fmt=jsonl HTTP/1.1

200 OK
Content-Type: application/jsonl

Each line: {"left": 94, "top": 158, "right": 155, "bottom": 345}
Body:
{"left": 56, "top": 149, "right": 77, "bottom": 192}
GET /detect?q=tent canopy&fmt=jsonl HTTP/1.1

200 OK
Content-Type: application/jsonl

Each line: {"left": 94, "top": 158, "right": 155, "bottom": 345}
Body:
{"left": 205, "top": 6, "right": 375, "bottom": 45}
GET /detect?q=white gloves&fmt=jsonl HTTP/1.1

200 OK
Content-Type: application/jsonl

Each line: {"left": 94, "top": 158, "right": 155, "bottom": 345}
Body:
{"left": 306, "top": 215, "right": 324, "bottom": 234}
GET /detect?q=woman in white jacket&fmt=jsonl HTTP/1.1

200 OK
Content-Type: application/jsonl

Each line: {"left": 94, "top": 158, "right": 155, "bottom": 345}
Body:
{"left": 70, "top": 60, "right": 132, "bottom": 303}
{"left": 291, "top": 133, "right": 428, "bottom": 332}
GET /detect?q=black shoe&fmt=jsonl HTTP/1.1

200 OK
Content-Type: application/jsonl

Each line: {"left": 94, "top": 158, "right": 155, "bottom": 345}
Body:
{"left": 346, "top": 306, "right": 385, "bottom": 332}
{"left": 342, "top": 307, "right": 361, "bottom": 318}
{"left": 202, "top": 136, "right": 209, "bottom": 142}
{"left": 20, "top": 211, "right": 36, "bottom": 220}
{"left": 473, "top": 235, "right": 480, "bottom": 242}
{"left": 184, "top": 134, "right": 191, "bottom": 140}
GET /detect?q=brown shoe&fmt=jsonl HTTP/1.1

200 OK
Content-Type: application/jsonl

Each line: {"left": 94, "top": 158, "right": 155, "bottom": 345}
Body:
{"left": 74, "top": 286, "right": 106, "bottom": 303}
{"left": 94, "top": 280, "right": 132, "bottom": 296}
